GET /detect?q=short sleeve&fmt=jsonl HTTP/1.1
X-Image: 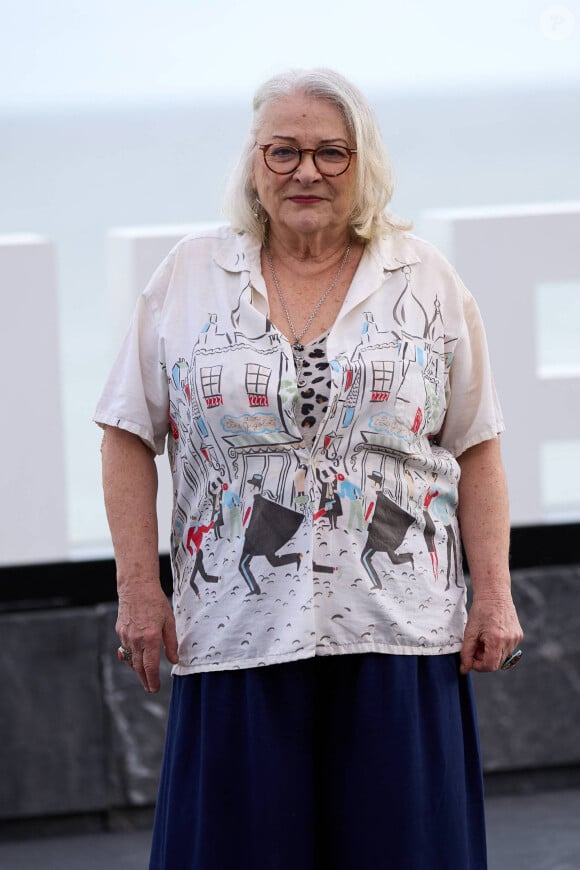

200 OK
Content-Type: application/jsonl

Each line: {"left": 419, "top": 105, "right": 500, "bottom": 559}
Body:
{"left": 94, "top": 289, "right": 169, "bottom": 455}
{"left": 437, "top": 286, "right": 505, "bottom": 457}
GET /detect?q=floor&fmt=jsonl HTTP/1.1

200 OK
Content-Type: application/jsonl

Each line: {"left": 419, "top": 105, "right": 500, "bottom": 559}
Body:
{"left": 0, "top": 789, "right": 579, "bottom": 869}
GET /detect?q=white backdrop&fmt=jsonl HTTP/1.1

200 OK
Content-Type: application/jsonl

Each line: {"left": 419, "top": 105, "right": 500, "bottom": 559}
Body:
{"left": 1, "top": 0, "right": 579, "bottom": 563}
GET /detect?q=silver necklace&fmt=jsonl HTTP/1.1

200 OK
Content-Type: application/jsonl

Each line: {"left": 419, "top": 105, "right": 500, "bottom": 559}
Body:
{"left": 265, "top": 243, "right": 351, "bottom": 387}
{"left": 265, "top": 243, "right": 351, "bottom": 352}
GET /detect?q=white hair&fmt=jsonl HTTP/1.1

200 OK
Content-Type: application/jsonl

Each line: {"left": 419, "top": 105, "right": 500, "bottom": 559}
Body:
{"left": 223, "top": 68, "right": 411, "bottom": 243}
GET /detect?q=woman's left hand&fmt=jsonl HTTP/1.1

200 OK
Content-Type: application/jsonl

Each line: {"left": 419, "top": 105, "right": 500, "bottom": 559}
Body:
{"left": 460, "top": 593, "right": 524, "bottom": 674}
{"left": 456, "top": 438, "right": 524, "bottom": 675}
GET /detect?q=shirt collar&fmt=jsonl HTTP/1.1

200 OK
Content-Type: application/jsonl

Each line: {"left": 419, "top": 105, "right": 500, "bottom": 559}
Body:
{"left": 368, "top": 231, "right": 422, "bottom": 271}
{"left": 212, "top": 227, "right": 423, "bottom": 334}
{"left": 213, "top": 230, "right": 262, "bottom": 273}
{"left": 213, "top": 228, "right": 421, "bottom": 274}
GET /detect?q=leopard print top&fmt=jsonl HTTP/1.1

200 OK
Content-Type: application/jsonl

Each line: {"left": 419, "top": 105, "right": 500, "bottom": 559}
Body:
{"left": 292, "top": 330, "right": 332, "bottom": 448}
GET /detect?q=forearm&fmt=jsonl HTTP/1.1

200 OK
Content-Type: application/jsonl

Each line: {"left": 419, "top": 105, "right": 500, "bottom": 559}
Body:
{"left": 101, "top": 426, "right": 178, "bottom": 690}
{"left": 456, "top": 436, "right": 523, "bottom": 673}
{"left": 457, "top": 436, "right": 511, "bottom": 599}
{"left": 101, "top": 425, "right": 160, "bottom": 590}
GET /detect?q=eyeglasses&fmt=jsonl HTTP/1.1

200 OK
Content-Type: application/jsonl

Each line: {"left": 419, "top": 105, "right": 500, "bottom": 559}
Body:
{"left": 257, "top": 143, "right": 357, "bottom": 177}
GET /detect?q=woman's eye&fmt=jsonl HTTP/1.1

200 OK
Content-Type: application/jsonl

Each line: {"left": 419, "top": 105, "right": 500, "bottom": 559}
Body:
{"left": 317, "top": 147, "right": 346, "bottom": 161}
{"left": 269, "top": 146, "right": 297, "bottom": 160}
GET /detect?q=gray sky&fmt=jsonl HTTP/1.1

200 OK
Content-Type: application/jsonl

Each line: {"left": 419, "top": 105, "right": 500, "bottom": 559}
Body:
{"left": 1, "top": 0, "right": 579, "bottom": 110}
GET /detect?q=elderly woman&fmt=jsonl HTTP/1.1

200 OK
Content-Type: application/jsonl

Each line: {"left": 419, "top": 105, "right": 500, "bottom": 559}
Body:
{"left": 96, "top": 68, "right": 523, "bottom": 870}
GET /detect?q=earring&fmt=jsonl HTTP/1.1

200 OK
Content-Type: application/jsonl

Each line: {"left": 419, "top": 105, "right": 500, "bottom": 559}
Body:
{"left": 252, "top": 196, "right": 269, "bottom": 224}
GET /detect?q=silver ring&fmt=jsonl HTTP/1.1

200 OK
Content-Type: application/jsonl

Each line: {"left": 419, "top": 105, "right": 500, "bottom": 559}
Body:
{"left": 500, "top": 649, "right": 523, "bottom": 671}
{"left": 117, "top": 645, "right": 133, "bottom": 663}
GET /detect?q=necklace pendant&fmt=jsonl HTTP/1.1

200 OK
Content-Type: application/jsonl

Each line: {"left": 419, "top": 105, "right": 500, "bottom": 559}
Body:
{"left": 294, "top": 352, "right": 306, "bottom": 388}
{"left": 293, "top": 342, "right": 304, "bottom": 353}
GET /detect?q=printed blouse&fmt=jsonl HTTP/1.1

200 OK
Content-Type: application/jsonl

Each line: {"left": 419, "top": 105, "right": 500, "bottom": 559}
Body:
{"left": 94, "top": 226, "right": 504, "bottom": 674}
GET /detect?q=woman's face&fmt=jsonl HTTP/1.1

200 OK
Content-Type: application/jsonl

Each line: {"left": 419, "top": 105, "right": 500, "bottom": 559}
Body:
{"left": 252, "top": 93, "right": 357, "bottom": 245}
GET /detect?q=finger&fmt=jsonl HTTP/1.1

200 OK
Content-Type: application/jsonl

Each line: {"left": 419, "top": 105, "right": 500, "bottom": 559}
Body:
{"left": 163, "top": 618, "right": 180, "bottom": 665}
{"left": 459, "top": 651, "right": 473, "bottom": 675}
{"left": 128, "top": 648, "right": 152, "bottom": 692}
{"left": 471, "top": 642, "right": 505, "bottom": 673}
{"left": 117, "top": 635, "right": 137, "bottom": 668}
{"left": 460, "top": 613, "right": 487, "bottom": 673}
{"left": 142, "top": 643, "right": 162, "bottom": 693}
{"left": 459, "top": 635, "right": 479, "bottom": 675}
{"left": 470, "top": 655, "right": 499, "bottom": 673}
{"left": 461, "top": 632, "right": 503, "bottom": 674}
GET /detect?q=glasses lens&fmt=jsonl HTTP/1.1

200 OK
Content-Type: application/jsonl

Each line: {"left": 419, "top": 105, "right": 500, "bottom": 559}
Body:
{"left": 262, "top": 144, "right": 353, "bottom": 175}
{"left": 315, "top": 146, "right": 351, "bottom": 175}
{"left": 264, "top": 145, "right": 300, "bottom": 173}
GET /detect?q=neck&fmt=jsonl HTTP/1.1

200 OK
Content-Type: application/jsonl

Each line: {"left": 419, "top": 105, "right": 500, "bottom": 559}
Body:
{"left": 267, "top": 226, "right": 352, "bottom": 263}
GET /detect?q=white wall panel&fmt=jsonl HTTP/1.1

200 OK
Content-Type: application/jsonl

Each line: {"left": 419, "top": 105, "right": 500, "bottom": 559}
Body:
{"left": 421, "top": 204, "right": 580, "bottom": 525}
{"left": 0, "top": 236, "right": 67, "bottom": 564}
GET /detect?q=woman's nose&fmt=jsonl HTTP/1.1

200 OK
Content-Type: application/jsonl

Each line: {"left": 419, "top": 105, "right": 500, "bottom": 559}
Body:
{"left": 293, "top": 151, "right": 322, "bottom": 182}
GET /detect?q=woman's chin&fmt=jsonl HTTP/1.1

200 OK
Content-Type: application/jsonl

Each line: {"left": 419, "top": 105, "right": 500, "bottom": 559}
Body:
{"left": 275, "top": 213, "right": 338, "bottom": 241}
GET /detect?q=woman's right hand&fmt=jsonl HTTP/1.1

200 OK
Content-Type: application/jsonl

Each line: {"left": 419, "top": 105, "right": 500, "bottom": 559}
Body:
{"left": 101, "top": 425, "right": 179, "bottom": 692}
{"left": 116, "top": 583, "right": 179, "bottom": 693}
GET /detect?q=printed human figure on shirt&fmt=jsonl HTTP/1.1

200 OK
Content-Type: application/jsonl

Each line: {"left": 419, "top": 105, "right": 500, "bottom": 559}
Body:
{"left": 403, "top": 465, "right": 419, "bottom": 519}
{"left": 314, "top": 467, "right": 343, "bottom": 530}
{"left": 170, "top": 512, "right": 185, "bottom": 570}
{"left": 208, "top": 479, "right": 225, "bottom": 539}
{"left": 222, "top": 483, "right": 243, "bottom": 540}
{"left": 293, "top": 463, "right": 309, "bottom": 509}
{"left": 239, "top": 474, "right": 304, "bottom": 595}
{"left": 186, "top": 518, "right": 220, "bottom": 598}
{"left": 430, "top": 490, "right": 462, "bottom": 590}
{"left": 336, "top": 473, "right": 365, "bottom": 532}
{"left": 422, "top": 471, "right": 440, "bottom": 579}
{"left": 361, "top": 471, "right": 415, "bottom": 589}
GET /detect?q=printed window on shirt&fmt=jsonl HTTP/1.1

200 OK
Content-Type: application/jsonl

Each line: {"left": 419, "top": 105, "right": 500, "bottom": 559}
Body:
{"left": 245, "top": 363, "right": 271, "bottom": 407}
{"left": 201, "top": 366, "right": 223, "bottom": 408}
{"left": 371, "top": 360, "right": 395, "bottom": 401}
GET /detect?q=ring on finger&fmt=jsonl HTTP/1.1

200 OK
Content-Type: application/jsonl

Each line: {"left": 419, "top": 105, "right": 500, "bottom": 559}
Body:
{"left": 117, "top": 645, "right": 133, "bottom": 663}
{"left": 500, "top": 649, "right": 523, "bottom": 671}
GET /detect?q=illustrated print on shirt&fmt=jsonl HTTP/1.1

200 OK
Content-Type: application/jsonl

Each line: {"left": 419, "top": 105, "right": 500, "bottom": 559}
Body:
{"left": 429, "top": 488, "right": 462, "bottom": 591}
{"left": 222, "top": 483, "right": 243, "bottom": 540}
{"left": 165, "top": 281, "right": 308, "bottom": 601}
{"left": 324, "top": 274, "right": 449, "bottom": 467}
{"left": 171, "top": 244, "right": 463, "bottom": 656}
{"left": 422, "top": 471, "right": 440, "bottom": 579}
{"left": 360, "top": 470, "right": 415, "bottom": 589}
{"left": 336, "top": 473, "right": 365, "bottom": 532}
{"left": 303, "top": 261, "right": 461, "bottom": 601}
{"left": 313, "top": 466, "right": 343, "bottom": 530}
{"left": 169, "top": 261, "right": 459, "bottom": 606}
{"left": 186, "top": 519, "right": 220, "bottom": 598}
{"left": 208, "top": 478, "right": 225, "bottom": 539}
{"left": 239, "top": 473, "right": 304, "bottom": 595}
{"left": 95, "top": 229, "right": 504, "bottom": 672}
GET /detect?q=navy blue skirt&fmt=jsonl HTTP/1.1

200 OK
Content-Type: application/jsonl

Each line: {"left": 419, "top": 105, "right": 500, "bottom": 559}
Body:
{"left": 150, "top": 654, "right": 487, "bottom": 870}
